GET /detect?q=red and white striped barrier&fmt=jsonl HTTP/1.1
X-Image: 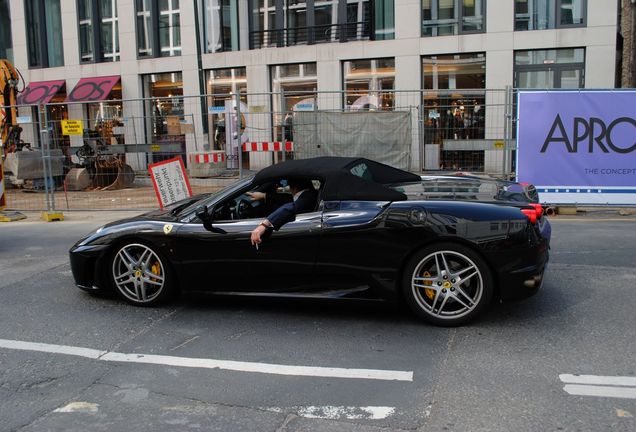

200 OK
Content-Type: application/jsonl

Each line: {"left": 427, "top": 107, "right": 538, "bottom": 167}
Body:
{"left": 189, "top": 152, "right": 226, "bottom": 164}
{"left": 242, "top": 141, "right": 294, "bottom": 152}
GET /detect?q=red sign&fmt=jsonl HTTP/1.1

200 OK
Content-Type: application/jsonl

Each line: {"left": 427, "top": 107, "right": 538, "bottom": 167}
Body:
{"left": 148, "top": 156, "right": 193, "bottom": 209}
{"left": 65, "top": 76, "right": 120, "bottom": 102}
{"left": 17, "top": 80, "right": 65, "bottom": 105}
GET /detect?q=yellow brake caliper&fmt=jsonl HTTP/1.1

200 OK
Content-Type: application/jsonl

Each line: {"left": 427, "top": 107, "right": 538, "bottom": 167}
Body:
{"left": 422, "top": 271, "right": 436, "bottom": 300}
{"left": 151, "top": 262, "right": 161, "bottom": 282}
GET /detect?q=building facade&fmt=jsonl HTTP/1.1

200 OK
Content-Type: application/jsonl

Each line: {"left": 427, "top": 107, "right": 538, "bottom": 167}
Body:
{"left": 0, "top": 0, "right": 621, "bottom": 172}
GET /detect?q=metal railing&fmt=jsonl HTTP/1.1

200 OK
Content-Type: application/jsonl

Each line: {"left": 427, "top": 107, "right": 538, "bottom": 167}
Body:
{"left": 250, "top": 21, "right": 371, "bottom": 49}
{"left": 2, "top": 87, "right": 516, "bottom": 211}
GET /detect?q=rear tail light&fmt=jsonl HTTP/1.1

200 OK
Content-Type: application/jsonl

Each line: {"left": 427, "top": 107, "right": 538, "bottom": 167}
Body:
{"left": 528, "top": 203, "right": 543, "bottom": 218}
{"left": 520, "top": 209, "right": 537, "bottom": 224}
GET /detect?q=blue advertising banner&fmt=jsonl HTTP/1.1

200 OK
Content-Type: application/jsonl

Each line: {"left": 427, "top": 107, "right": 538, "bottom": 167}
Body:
{"left": 517, "top": 91, "right": 636, "bottom": 205}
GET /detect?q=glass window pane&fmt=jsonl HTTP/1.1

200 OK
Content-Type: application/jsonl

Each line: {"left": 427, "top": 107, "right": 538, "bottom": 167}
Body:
{"left": 559, "top": 69, "right": 581, "bottom": 88}
{"left": 44, "top": 0, "right": 64, "bottom": 67}
{"left": 100, "top": 0, "right": 119, "bottom": 62}
{"left": 517, "top": 70, "right": 554, "bottom": 88}
{"left": 344, "top": 58, "right": 395, "bottom": 111}
{"left": 514, "top": 0, "right": 530, "bottom": 30}
{"left": 136, "top": 0, "right": 153, "bottom": 57}
{"left": 206, "top": 67, "right": 247, "bottom": 151}
{"left": 270, "top": 62, "right": 317, "bottom": 140}
{"left": 374, "top": 0, "right": 394, "bottom": 40}
{"left": 462, "top": 0, "right": 484, "bottom": 32}
{"left": 314, "top": 4, "right": 334, "bottom": 42}
{"left": 101, "top": 21, "right": 113, "bottom": 53}
{"left": 439, "top": 0, "right": 454, "bottom": 19}
{"left": 159, "top": 0, "right": 181, "bottom": 56}
{"left": 515, "top": 48, "right": 584, "bottom": 65}
{"left": 0, "top": 0, "right": 14, "bottom": 61}
{"left": 422, "top": 53, "right": 486, "bottom": 90}
{"left": 79, "top": 0, "right": 94, "bottom": 62}
{"left": 422, "top": 53, "right": 486, "bottom": 146}
{"left": 101, "top": 0, "right": 114, "bottom": 18}
{"left": 286, "top": 0, "right": 307, "bottom": 45}
{"left": 25, "top": 0, "right": 42, "bottom": 66}
{"left": 205, "top": 0, "right": 222, "bottom": 52}
{"left": 560, "top": 0, "right": 585, "bottom": 26}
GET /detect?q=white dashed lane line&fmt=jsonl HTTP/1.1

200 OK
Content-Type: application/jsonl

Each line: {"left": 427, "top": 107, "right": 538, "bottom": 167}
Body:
{"left": 560, "top": 374, "right": 636, "bottom": 399}
{"left": 0, "top": 338, "right": 413, "bottom": 382}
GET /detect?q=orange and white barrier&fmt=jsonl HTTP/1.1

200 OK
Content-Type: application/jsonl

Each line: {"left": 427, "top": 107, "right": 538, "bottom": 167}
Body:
{"left": 242, "top": 141, "right": 294, "bottom": 152}
{"left": 189, "top": 152, "right": 226, "bottom": 164}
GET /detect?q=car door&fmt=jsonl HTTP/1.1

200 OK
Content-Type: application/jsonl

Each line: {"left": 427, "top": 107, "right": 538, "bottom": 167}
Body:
{"left": 314, "top": 200, "right": 394, "bottom": 294}
{"left": 248, "top": 210, "right": 322, "bottom": 293}
{"left": 175, "top": 211, "right": 321, "bottom": 294}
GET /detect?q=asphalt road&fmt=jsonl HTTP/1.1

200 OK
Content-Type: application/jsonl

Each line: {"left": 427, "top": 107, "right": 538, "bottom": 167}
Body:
{"left": 1, "top": 211, "right": 635, "bottom": 432}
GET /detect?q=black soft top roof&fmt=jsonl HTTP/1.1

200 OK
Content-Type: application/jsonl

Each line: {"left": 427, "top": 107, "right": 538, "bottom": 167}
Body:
{"left": 253, "top": 157, "right": 421, "bottom": 201}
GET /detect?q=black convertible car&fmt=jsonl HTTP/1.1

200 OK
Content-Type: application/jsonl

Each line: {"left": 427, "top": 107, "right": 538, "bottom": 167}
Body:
{"left": 70, "top": 157, "right": 550, "bottom": 326}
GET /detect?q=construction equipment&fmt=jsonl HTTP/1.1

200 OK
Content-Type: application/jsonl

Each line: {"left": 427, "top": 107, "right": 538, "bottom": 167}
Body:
{"left": 64, "top": 131, "right": 135, "bottom": 191}
{"left": 1, "top": 59, "right": 26, "bottom": 220}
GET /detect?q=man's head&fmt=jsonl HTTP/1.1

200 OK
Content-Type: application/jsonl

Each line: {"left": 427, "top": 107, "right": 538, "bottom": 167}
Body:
{"left": 287, "top": 178, "right": 313, "bottom": 194}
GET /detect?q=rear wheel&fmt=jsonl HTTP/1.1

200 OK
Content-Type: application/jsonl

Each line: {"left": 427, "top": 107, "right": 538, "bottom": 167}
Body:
{"left": 403, "top": 243, "right": 493, "bottom": 326}
{"left": 111, "top": 242, "right": 174, "bottom": 306}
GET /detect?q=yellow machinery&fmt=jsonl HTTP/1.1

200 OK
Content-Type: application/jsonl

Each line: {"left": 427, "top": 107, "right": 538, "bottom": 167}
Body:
{"left": 0, "top": 59, "right": 27, "bottom": 220}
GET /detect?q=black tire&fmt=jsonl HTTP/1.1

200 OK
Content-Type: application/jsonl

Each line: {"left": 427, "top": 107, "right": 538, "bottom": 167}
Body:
{"left": 402, "top": 242, "right": 493, "bottom": 326}
{"left": 110, "top": 241, "right": 175, "bottom": 306}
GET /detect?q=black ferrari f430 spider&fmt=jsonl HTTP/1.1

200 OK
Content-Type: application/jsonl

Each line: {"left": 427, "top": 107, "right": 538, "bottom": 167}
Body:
{"left": 70, "top": 157, "right": 550, "bottom": 326}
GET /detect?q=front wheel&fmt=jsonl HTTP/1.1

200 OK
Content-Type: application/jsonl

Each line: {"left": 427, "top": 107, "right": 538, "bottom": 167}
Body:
{"left": 110, "top": 242, "right": 175, "bottom": 306}
{"left": 403, "top": 243, "right": 493, "bottom": 326}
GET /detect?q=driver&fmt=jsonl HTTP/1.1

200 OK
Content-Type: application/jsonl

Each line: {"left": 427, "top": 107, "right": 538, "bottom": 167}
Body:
{"left": 246, "top": 181, "right": 292, "bottom": 217}
{"left": 250, "top": 178, "right": 317, "bottom": 246}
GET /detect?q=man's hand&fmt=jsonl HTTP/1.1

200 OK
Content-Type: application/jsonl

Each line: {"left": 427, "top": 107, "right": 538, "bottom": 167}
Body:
{"left": 246, "top": 191, "right": 266, "bottom": 201}
{"left": 251, "top": 221, "right": 271, "bottom": 246}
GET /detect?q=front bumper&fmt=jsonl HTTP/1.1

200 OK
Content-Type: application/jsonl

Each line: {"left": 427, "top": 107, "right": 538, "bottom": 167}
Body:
{"left": 69, "top": 244, "right": 110, "bottom": 291}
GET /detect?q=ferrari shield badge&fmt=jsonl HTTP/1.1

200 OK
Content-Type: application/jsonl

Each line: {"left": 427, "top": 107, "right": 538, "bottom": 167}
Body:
{"left": 163, "top": 224, "right": 173, "bottom": 235}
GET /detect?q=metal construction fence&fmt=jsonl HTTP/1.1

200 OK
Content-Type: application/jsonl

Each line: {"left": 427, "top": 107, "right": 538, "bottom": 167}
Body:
{"left": 1, "top": 88, "right": 517, "bottom": 211}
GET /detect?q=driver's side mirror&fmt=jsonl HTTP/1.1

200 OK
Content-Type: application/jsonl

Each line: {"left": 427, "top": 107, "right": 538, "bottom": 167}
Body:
{"left": 195, "top": 205, "right": 226, "bottom": 234}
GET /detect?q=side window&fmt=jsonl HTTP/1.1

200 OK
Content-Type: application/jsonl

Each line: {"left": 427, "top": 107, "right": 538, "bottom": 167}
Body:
{"left": 349, "top": 162, "right": 373, "bottom": 181}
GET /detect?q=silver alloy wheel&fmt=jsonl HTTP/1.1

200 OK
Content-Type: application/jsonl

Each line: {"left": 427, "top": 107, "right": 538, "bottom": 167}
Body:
{"left": 112, "top": 243, "right": 165, "bottom": 304}
{"left": 411, "top": 250, "right": 484, "bottom": 321}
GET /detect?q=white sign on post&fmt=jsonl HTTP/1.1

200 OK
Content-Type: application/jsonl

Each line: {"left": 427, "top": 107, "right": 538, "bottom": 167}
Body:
{"left": 148, "top": 156, "right": 192, "bottom": 208}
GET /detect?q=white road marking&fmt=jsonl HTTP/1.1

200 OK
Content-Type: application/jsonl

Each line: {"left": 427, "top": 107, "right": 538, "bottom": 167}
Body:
{"left": 563, "top": 385, "right": 636, "bottom": 400}
{"left": 264, "top": 406, "right": 395, "bottom": 420}
{"left": 560, "top": 374, "right": 636, "bottom": 400}
{"left": 53, "top": 402, "right": 99, "bottom": 413}
{"left": 560, "top": 374, "right": 636, "bottom": 387}
{"left": 0, "top": 338, "right": 413, "bottom": 382}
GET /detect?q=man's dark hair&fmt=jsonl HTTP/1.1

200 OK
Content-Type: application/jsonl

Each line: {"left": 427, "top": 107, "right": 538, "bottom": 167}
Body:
{"left": 287, "top": 178, "right": 313, "bottom": 191}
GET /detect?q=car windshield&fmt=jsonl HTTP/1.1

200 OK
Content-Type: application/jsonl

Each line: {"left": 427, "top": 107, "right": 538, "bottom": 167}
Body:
{"left": 177, "top": 177, "right": 254, "bottom": 220}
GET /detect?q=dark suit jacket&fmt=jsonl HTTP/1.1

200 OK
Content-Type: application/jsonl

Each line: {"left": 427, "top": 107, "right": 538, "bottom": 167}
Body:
{"left": 267, "top": 188, "right": 318, "bottom": 230}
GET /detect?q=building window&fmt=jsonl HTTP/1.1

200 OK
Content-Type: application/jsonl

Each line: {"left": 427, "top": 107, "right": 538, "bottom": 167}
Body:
{"left": 25, "top": 0, "right": 65, "bottom": 68}
{"left": 0, "top": 0, "right": 13, "bottom": 62}
{"left": 250, "top": 0, "right": 381, "bottom": 48}
{"left": 514, "top": 48, "right": 585, "bottom": 88}
{"left": 515, "top": 0, "right": 586, "bottom": 31}
{"left": 271, "top": 62, "right": 318, "bottom": 141}
{"left": 142, "top": 72, "right": 185, "bottom": 163}
{"left": 159, "top": 0, "right": 181, "bottom": 56}
{"left": 374, "top": 0, "right": 395, "bottom": 40}
{"left": 77, "top": 0, "right": 120, "bottom": 63}
{"left": 135, "top": 0, "right": 181, "bottom": 58}
{"left": 343, "top": 58, "right": 395, "bottom": 111}
{"left": 422, "top": 0, "right": 486, "bottom": 37}
{"left": 203, "top": 0, "right": 240, "bottom": 53}
{"left": 206, "top": 68, "right": 247, "bottom": 151}
{"left": 422, "top": 53, "right": 486, "bottom": 170}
